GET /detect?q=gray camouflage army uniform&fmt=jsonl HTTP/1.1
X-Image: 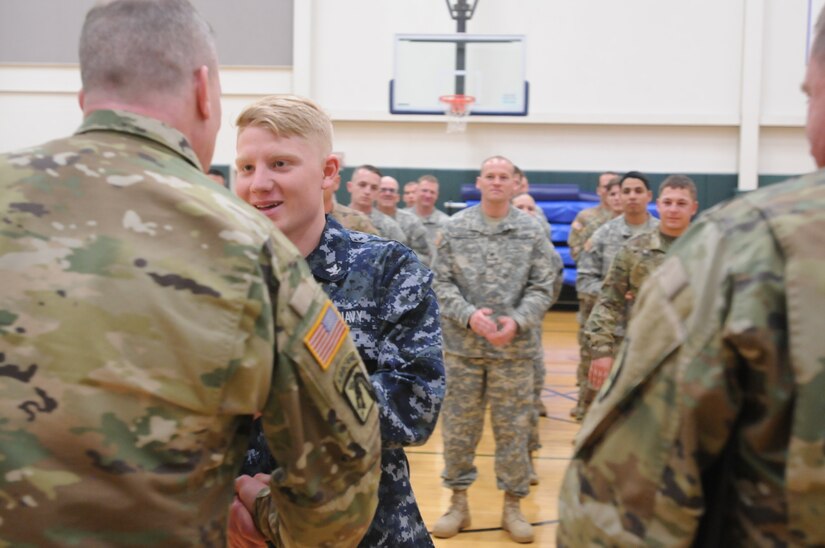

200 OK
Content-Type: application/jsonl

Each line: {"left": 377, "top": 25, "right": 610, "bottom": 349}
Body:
{"left": 525, "top": 212, "right": 564, "bottom": 454}
{"left": 573, "top": 214, "right": 659, "bottom": 412}
{"left": 393, "top": 207, "right": 434, "bottom": 265}
{"left": 567, "top": 204, "right": 615, "bottom": 417}
{"left": 368, "top": 208, "right": 406, "bottom": 243}
{"left": 0, "top": 110, "right": 381, "bottom": 547}
{"left": 433, "top": 205, "right": 556, "bottom": 497}
{"left": 414, "top": 207, "right": 450, "bottom": 250}
{"left": 559, "top": 173, "right": 825, "bottom": 546}
{"left": 585, "top": 229, "right": 676, "bottom": 360}
{"left": 243, "top": 216, "right": 444, "bottom": 547}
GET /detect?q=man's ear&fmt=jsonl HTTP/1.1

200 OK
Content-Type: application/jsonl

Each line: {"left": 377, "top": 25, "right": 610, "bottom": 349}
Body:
{"left": 78, "top": 89, "right": 85, "bottom": 111}
{"left": 195, "top": 65, "right": 212, "bottom": 120}
{"left": 321, "top": 153, "right": 340, "bottom": 190}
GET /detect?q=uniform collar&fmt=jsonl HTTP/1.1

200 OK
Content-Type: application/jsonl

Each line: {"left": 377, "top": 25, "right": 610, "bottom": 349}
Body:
{"left": 467, "top": 204, "right": 522, "bottom": 233}
{"left": 307, "top": 216, "right": 350, "bottom": 283}
{"left": 75, "top": 109, "right": 203, "bottom": 171}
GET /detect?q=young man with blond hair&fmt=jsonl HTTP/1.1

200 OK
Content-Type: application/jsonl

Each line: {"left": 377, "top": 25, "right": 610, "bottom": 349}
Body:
{"left": 231, "top": 94, "right": 445, "bottom": 547}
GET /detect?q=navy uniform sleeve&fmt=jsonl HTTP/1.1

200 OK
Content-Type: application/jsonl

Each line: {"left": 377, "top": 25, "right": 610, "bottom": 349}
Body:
{"left": 373, "top": 246, "right": 445, "bottom": 449}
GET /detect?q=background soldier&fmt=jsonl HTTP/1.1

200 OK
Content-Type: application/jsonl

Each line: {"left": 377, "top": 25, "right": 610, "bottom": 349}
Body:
{"left": 558, "top": 7, "right": 825, "bottom": 544}
{"left": 585, "top": 175, "right": 698, "bottom": 388}
{"left": 567, "top": 171, "right": 620, "bottom": 261}
{"left": 347, "top": 165, "right": 407, "bottom": 242}
{"left": 432, "top": 156, "right": 557, "bottom": 543}
{"left": 0, "top": 2, "right": 380, "bottom": 546}
{"left": 323, "top": 156, "right": 379, "bottom": 235}
{"left": 572, "top": 171, "right": 659, "bottom": 419}
{"left": 376, "top": 175, "right": 434, "bottom": 264}
{"left": 567, "top": 174, "right": 621, "bottom": 420}
{"left": 402, "top": 180, "right": 418, "bottom": 208}
{"left": 510, "top": 193, "right": 565, "bottom": 484}
{"left": 231, "top": 95, "right": 444, "bottom": 547}
{"left": 413, "top": 174, "right": 451, "bottom": 248}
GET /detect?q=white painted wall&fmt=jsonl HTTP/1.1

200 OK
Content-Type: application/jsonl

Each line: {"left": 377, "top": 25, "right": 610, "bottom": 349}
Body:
{"left": 0, "top": 0, "right": 820, "bottom": 183}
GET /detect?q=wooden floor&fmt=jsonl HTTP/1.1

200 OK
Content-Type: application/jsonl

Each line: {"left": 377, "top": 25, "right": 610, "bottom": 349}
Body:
{"left": 408, "top": 310, "right": 580, "bottom": 547}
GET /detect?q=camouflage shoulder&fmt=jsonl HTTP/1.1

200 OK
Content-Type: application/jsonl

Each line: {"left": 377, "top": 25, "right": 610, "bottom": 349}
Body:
{"left": 257, "top": 227, "right": 381, "bottom": 544}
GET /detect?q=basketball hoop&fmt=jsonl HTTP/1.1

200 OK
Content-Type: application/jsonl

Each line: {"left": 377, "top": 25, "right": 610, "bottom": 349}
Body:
{"left": 439, "top": 94, "right": 475, "bottom": 133}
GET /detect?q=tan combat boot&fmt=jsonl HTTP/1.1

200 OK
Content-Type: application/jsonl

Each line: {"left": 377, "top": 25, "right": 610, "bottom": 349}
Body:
{"left": 501, "top": 492, "right": 534, "bottom": 543}
{"left": 432, "top": 489, "right": 471, "bottom": 538}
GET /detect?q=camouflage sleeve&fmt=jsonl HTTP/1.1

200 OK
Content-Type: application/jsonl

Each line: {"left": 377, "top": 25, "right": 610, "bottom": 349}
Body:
{"left": 574, "top": 234, "right": 604, "bottom": 297}
{"left": 558, "top": 201, "right": 785, "bottom": 546}
{"left": 511, "top": 233, "right": 557, "bottom": 331}
{"left": 549, "top": 243, "right": 564, "bottom": 304}
{"left": 248, "top": 233, "right": 382, "bottom": 547}
{"left": 353, "top": 216, "right": 380, "bottom": 236}
{"left": 584, "top": 245, "right": 633, "bottom": 359}
{"left": 378, "top": 218, "right": 408, "bottom": 245}
{"left": 432, "top": 231, "right": 477, "bottom": 327}
{"left": 372, "top": 247, "right": 444, "bottom": 449}
{"left": 567, "top": 211, "right": 588, "bottom": 262}
{"left": 407, "top": 222, "right": 433, "bottom": 266}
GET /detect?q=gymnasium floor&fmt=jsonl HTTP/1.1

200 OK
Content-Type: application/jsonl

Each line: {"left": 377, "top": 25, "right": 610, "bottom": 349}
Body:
{"left": 408, "top": 310, "right": 581, "bottom": 547}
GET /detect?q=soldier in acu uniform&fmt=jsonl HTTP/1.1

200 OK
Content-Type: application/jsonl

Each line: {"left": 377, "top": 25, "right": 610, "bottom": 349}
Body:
{"left": 572, "top": 171, "right": 659, "bottom": 419}
{"left": 585, "top": 175, "right": 698, "bottom": 388}
{"left": 231, "top": 95, "right": 445, "bottom": 548}
{"left": 413, "top": 175, "right": 451, "bottom": 249}
{"left": 558, "top": 8, "right": 825, "bottom": 544}
{"left": 566, "top": 173, "right": 621, "bottom": 419}
{"left": 0, "top": 2, "right": 381, "bottom": 547}
{"left": 377, "top": 175, "right": 434, "bottom": 264}
{"left": 346, "top": 165, "right": 408, "bottom": 243}
{"left": 567, "top": 171, "right": 620, "bottom": 262}
{"left": 432, "top": 156, "right": 557, "bottom": 544}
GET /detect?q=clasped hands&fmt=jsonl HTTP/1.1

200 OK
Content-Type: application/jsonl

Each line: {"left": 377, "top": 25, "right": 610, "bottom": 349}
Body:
{"left": 469, "top": 308, "right": 517, "bottom": 347}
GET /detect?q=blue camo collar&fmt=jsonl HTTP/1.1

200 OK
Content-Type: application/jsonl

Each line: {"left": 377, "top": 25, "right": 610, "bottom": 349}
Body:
{"left": 76, "top": 109, "right": 203, "bottom": 171}
{"left": 307, "top": 216, "right": 350, "bottom": 282}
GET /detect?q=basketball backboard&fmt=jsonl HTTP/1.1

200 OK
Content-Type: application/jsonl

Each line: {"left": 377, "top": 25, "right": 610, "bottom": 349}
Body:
{"left": 390, "top": 33, "right": 528, "bottom": 116}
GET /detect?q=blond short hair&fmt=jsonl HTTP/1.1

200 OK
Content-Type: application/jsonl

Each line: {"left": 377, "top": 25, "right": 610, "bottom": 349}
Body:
{"left": 235, "top": 95, "right": 334, "bottom": 157}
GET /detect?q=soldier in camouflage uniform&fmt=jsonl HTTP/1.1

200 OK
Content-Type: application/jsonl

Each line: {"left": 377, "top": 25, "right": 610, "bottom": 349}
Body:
{"left": 567, "top": 172, "right": 620, "bottom": 262}
{"left": 403, "top": 181, "right": 418, "bottom": 209}
{"left": 585, "top": 175, "right": 698, "bottom": 389}
{"left": 346, "top": 165, "right": 407, "bottom": 243}
{"left": 0, "top": 2, "right": 380, "bottom": 546}
{"left": 376, "top": 175, "right": 434, "bottom": 264}
{"left": 559, "top": 14, "right": 825, "bottom": 542}
{"left": 321, "top": 166, "right": 380, "bottom": 235}
{"left": 432, "top": 156, "right": 557, "bottom": 543}
{"left": 231, "top": 95, "right": 445, "bottom": 548}
{"left": 511, "top": 192, "right": 564, "bottom": 485}
{"left": 413, "top": 175, "right": 451, "bottom": 248}
{"left": 566, "top": 174, "right": 620, "bottom": 419}
{"left": 572, "top": 172, "right": 658, "bottom": 419}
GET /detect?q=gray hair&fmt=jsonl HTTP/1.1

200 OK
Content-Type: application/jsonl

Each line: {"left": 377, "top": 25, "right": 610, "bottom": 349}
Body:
{"left": 79, "top": 0, "right": 217, "bottom": 100}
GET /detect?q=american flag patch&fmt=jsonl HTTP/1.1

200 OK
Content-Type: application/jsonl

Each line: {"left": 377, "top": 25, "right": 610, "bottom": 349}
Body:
{"left": 304, "top": 301, "right": 349, "bottom": 370}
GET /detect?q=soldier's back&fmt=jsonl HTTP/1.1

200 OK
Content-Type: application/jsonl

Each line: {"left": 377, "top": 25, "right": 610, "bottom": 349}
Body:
{"left": 0, "top": 112, "right": 381, "bottom": 546}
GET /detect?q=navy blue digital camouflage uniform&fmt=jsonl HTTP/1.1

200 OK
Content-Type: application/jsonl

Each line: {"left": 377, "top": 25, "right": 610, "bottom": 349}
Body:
{"left": 243, "top": 216, "right": 445, "bottom": 547}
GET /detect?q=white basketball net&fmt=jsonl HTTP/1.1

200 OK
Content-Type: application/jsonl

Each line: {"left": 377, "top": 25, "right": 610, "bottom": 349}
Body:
{"left": 440, "top": 96, "right": 474, "bottom": 133}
